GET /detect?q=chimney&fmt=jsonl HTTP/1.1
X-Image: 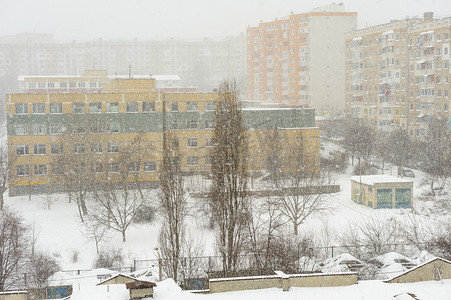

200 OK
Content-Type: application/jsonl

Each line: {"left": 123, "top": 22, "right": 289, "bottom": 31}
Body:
{"left": 423, "top": 12, "right": 433, "bottom": 20}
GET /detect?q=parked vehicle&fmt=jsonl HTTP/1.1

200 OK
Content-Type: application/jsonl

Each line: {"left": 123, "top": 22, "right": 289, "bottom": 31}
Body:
{"left": 402, "top": 169, "right": 415, "bottom": 178}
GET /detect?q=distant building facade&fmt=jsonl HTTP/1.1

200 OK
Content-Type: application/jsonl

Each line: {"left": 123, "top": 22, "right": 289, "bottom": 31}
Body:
{"left": 345, "top": 13, "right": 451, "bottom": 137}
{"left": 6, "top": 78, "right": 319, "bottom": 196}
{"left": 246, "top": 3, "right": 357, "bottom": 111}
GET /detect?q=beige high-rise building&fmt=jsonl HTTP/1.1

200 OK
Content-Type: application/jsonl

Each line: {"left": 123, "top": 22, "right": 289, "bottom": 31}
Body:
{"left": 246, "top": 3, "right": 357, "bottom": 112}
{"left": 345, "top": 13, "right": 450, "bottom": 138}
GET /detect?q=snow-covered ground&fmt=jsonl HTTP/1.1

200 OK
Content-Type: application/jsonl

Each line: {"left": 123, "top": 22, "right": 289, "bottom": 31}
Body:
{"left": 2, "top": 138, "right": 450, "bottom": 297}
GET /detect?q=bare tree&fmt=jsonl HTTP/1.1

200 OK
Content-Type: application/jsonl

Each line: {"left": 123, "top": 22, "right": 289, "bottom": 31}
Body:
{"left": 81, "top": 215, "right": 109, "bottom": 254}
{"left": 0, "top": 209, "right": 28, "bottom": 290}
{"left": 342, "top": 118, "right": 377, "bottom": 172}
{"left": 0, "top": 115, "right": 11, "bottom": 210}
{"left": 157, "top": 131, "right": 188, "bottom": 282}
{"left": 26, "top": 251, "right": 59, "bottom": 292}
{"left": 265, "top": 128, "right": 331, "bottom": 235}
{"left": 420, "top": 117, "right": 451, "bottom": 195}
{"left": 209, "top": 80, "right": 250, "bottom": 275}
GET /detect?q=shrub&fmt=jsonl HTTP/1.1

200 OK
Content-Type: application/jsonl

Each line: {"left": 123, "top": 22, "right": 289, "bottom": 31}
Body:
{"left": 94, "top": 248, "right": 124, "bottom": 269}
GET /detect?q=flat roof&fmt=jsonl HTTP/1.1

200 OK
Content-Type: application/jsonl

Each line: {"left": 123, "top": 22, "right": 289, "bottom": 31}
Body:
{"left": 351, "top": 175, "right": 413, "bottom": 185}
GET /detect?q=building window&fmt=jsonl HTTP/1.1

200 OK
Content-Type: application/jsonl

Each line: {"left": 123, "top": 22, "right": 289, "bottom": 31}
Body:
{"left": 17, "top": 165, "right": 30, "bottom": 176}
{"left": 171, "top": 120, "right": 179, "bottom": 130}
{"left": 205, "top": 138, "right": 214, "bottom": 147}
{"left": 172, "top": 138, "right": 179, "bottom": 148}
{"left": 33, "top": 124, "right": 46, "bottom": 135}
{"left": 205, "top": 156, "right": 212, "bottom": 166}
{"left": 171, "top": 102, "right": 178, "bottom": 112}
{"left": 142, "top": 102, "right": 155, "bottom": 112}
{"left": 128, "top": 162, "right": 140, "bottom": 173}
{"left": 51, "top": 164, "right": 64, "bottom": 175}
{"left": 15, "top": 103, "right": 28, "bottom": 115}
{"left": 205, "top": 119, "right": 215, "bottom": 129}
{"left": 78, "top": 82, "right": 85, "bottom": 88}
{"left": 108, "top": 162, "right": 120, "bottom": 173}
{"left": 51, "top": 144, "right": 63, "bottom": 154}
{"left": 107, "top": 142, "right": 120, "bottom": 153}
{"left": 50, "top": 103, "right": 63, "bottom": 114}
{"left": 15, "top": 125, "right": 28, "bottom": 135}
{"left": 38, "top": 82, "right": 45, "bottom": 88}
{"left": 144, "top": 161, "right": 156, "bottom": 172}
{"left": 187, "top": 156, "right": 199, "bottom": 166}
{"left": 74, "top": 144, "right": 85, "bottom": 154}
{"left": 60, "top": 82, "right": 67, "bottom": 88}
{"left": 205, "top": 101, "right": 216, "bottom": 111}
{"left": 34, "top": 165, "right": 47, "bottom": 175}
{"left": 91, "top": 143, "right": 103, "bottom": 153}
{"left": 69, "top": 82, "right": 76, "bottom": 88}
{"left": 106, "top": 102, "right": 119, "bottom": 113}
{"left": 89, "top": 103, "right": 102, "bottom": 114}
{"left": 93, "top": 162, "right": 104, "bottom": 173}
{"left": 16, "top": 145, "right": 29, "bottom": 155}
{"left": 28, "top": 83, "right": 36, "bottom": 89}
{"left": 106, "top": 122, "right": 119, "bottom": 133}
{"left": 72, "top": 103, "right": 85, "bottom": 114}
{"left": 187, "top": 120, "right": 198, "bottom": 129}
{"left": 187, "top": 138, "right": 198, "bottom": 148}
{"left": 33, "top": 144, "right": 47, "bottom": 155}
{"left": 126, "top": 102, "right": 139, "bottom": 113}
{"left": 186, "top": 101, "right": 198, "bottom": 111}
{"left": 32, "top": 103, "right": 45, "bottom": 114}
{"left": 49, "top": 123, "right": 64, "bottom": 135}
{"left": 48, "top": 82, "right": 54, "bottom": 88}
{"left": 90, "top": 82, "right": 97, "bottom": 88}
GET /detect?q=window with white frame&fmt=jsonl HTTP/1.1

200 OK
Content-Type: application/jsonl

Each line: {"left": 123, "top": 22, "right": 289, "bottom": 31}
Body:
{"left": 106, "top": 102, "right": 119, "bottom": 113}
{"left": 60, "top": 82, "right": 67, "bottom": 88}
{"left": 51, "top": 164, "right": 64, "bottom": 175}
{"left": 50, "top": 103, "right": 63, "bottom": 114}
{"left": 74, "top": 144, "right": 85, "bottom": 154}
{"left": 106, "top": 122, "right": 119, "bottom": 133}
{"left": 50, "top": 123, "right": 64, "bottom": 135}
{"left": 186, "top": 101, "right": 198, "bottom": 111}
{"left": 15, "top": 125, "right": 28, "bottom": 135}
{"left": 78, "top": 82, "right": 85, "bottom": 88}
{"left": 205, "top": 156, "right": 212, "bottom": 166}
{"left": 187, "top": 120, "right": 198, "bottom": 129}
{"left": 126, "top": 102, "right": 139, "bottom": 113}
{"left": 172, "top": 138, "right": 179, "bottom": 148}
{"left": 205, "top": 138, "right": 214, "bottom": 147}
{"left": 171, "top": 120, "right": 179, "bottom": 130}
{"left": 34, "top": 165, "right": 47, "bottom": 175}
{"left": 187, "top": 138, "right": 198, "bottom": 148}
{"left": 108, "top": 162, "right": 120, "bottom": 173}
{"left": 17, "top": 165, "right": 30, "bottom": 176}
{"left": 107, "top": 142, "right": 119, "bottom": 153}
{"left": 89, "top": 103, "right": 102, "bottom": 114}
{"left": 72, "top": 103, "right": 85, "bottom": 114}
{"left": 51, "top": 144, "right": 63, "bottom": 154}
{"left": 33, "top": 124, "right": 46, "bottom": 135}
{"left": 128, "top": 162, "right": 140, "bottom": 173}
{"left": 34, "top": 144, "right": 46, "bottom": 155}
{"left": 171, "top": 102, "right": 178, "bottom": 112}
{"left": 144, "top": 161, "right": 156, "bottom": 172}
{"left": 15, "top": 103, "right": 28, "bottom": 115}
{"left": 32, "top": 103, "right": 45, "bottom": 114}
{"left": 91, "top": 143, "right": 103, "bottom": 153}
{"left": 142, "top": 102, "right": 155, "bottom": 112}
{"left": 205, "top": 101, "right": 216, "bottom": 111}
{"left": 187, "top": 156, "right": 199, "bottom": 166}
{"left": 16, "top": 145, "right": 29, "bottom": 155}
{"left": 93, "top": 162, "right": 104, "bottom": 173}
{"left": 205, "top": 119, "right": 215, "bottom": 129}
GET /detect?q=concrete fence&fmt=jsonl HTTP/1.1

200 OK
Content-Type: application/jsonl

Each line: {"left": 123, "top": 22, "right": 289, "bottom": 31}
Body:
{"left": 209, "top": 271, "right": 357, "bottom": 293}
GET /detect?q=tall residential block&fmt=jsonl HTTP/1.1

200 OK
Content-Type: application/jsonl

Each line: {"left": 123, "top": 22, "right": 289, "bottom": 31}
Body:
{"left": 6, "top": 78, "right": 320, "bottom": 196}
{"left": 345, "top": 13, "right": 450, "bottom": 137}
{"left": 246, "top": 3, "right": 357, "bottom": 112}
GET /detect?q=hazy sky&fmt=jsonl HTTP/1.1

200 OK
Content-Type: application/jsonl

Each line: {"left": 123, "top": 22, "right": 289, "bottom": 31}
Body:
{"left": 0, "top": 0, "right": 450, "bottom": 41}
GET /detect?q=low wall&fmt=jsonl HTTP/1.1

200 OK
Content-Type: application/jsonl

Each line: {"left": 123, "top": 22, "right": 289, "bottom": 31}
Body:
{"left": 209, "top": 272, "right": 357, "bottom": 293}
{"left": 386, "top": 259, "right": 451, "bottom": 283}
{"left": 0, "top": 291, "right": 27, "bottom": 300}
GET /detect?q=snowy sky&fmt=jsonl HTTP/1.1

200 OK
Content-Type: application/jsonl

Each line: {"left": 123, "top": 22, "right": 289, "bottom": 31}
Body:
{"left": 0, "top": 0, "right": 450, "bottom": 41}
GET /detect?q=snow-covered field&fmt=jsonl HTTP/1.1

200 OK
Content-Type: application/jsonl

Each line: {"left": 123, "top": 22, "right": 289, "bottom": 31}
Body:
{"left": 2, "top": 140, "right": 451, "bottom": 298}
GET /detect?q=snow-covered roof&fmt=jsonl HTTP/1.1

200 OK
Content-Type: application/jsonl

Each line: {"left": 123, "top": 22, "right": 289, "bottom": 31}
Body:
{"left": 420, "top": 30, "right": 434, "bottom": 35}
{"left": 382, "top": 30, "right": 394, "bottom": 35}
{"left": 351, "top": 175, "right": 413, "bottom": 185}
{"left": 385, "top": 257, "right": 451, "bottom": 283}
{"left": 352, "top": 37, "right": 363, "bottom": 41}
{"left": 151, "top": 75, "right": 181, "bottom": 81}
{"left": 96, "top": 273, "right": 136, "bottom": 286}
